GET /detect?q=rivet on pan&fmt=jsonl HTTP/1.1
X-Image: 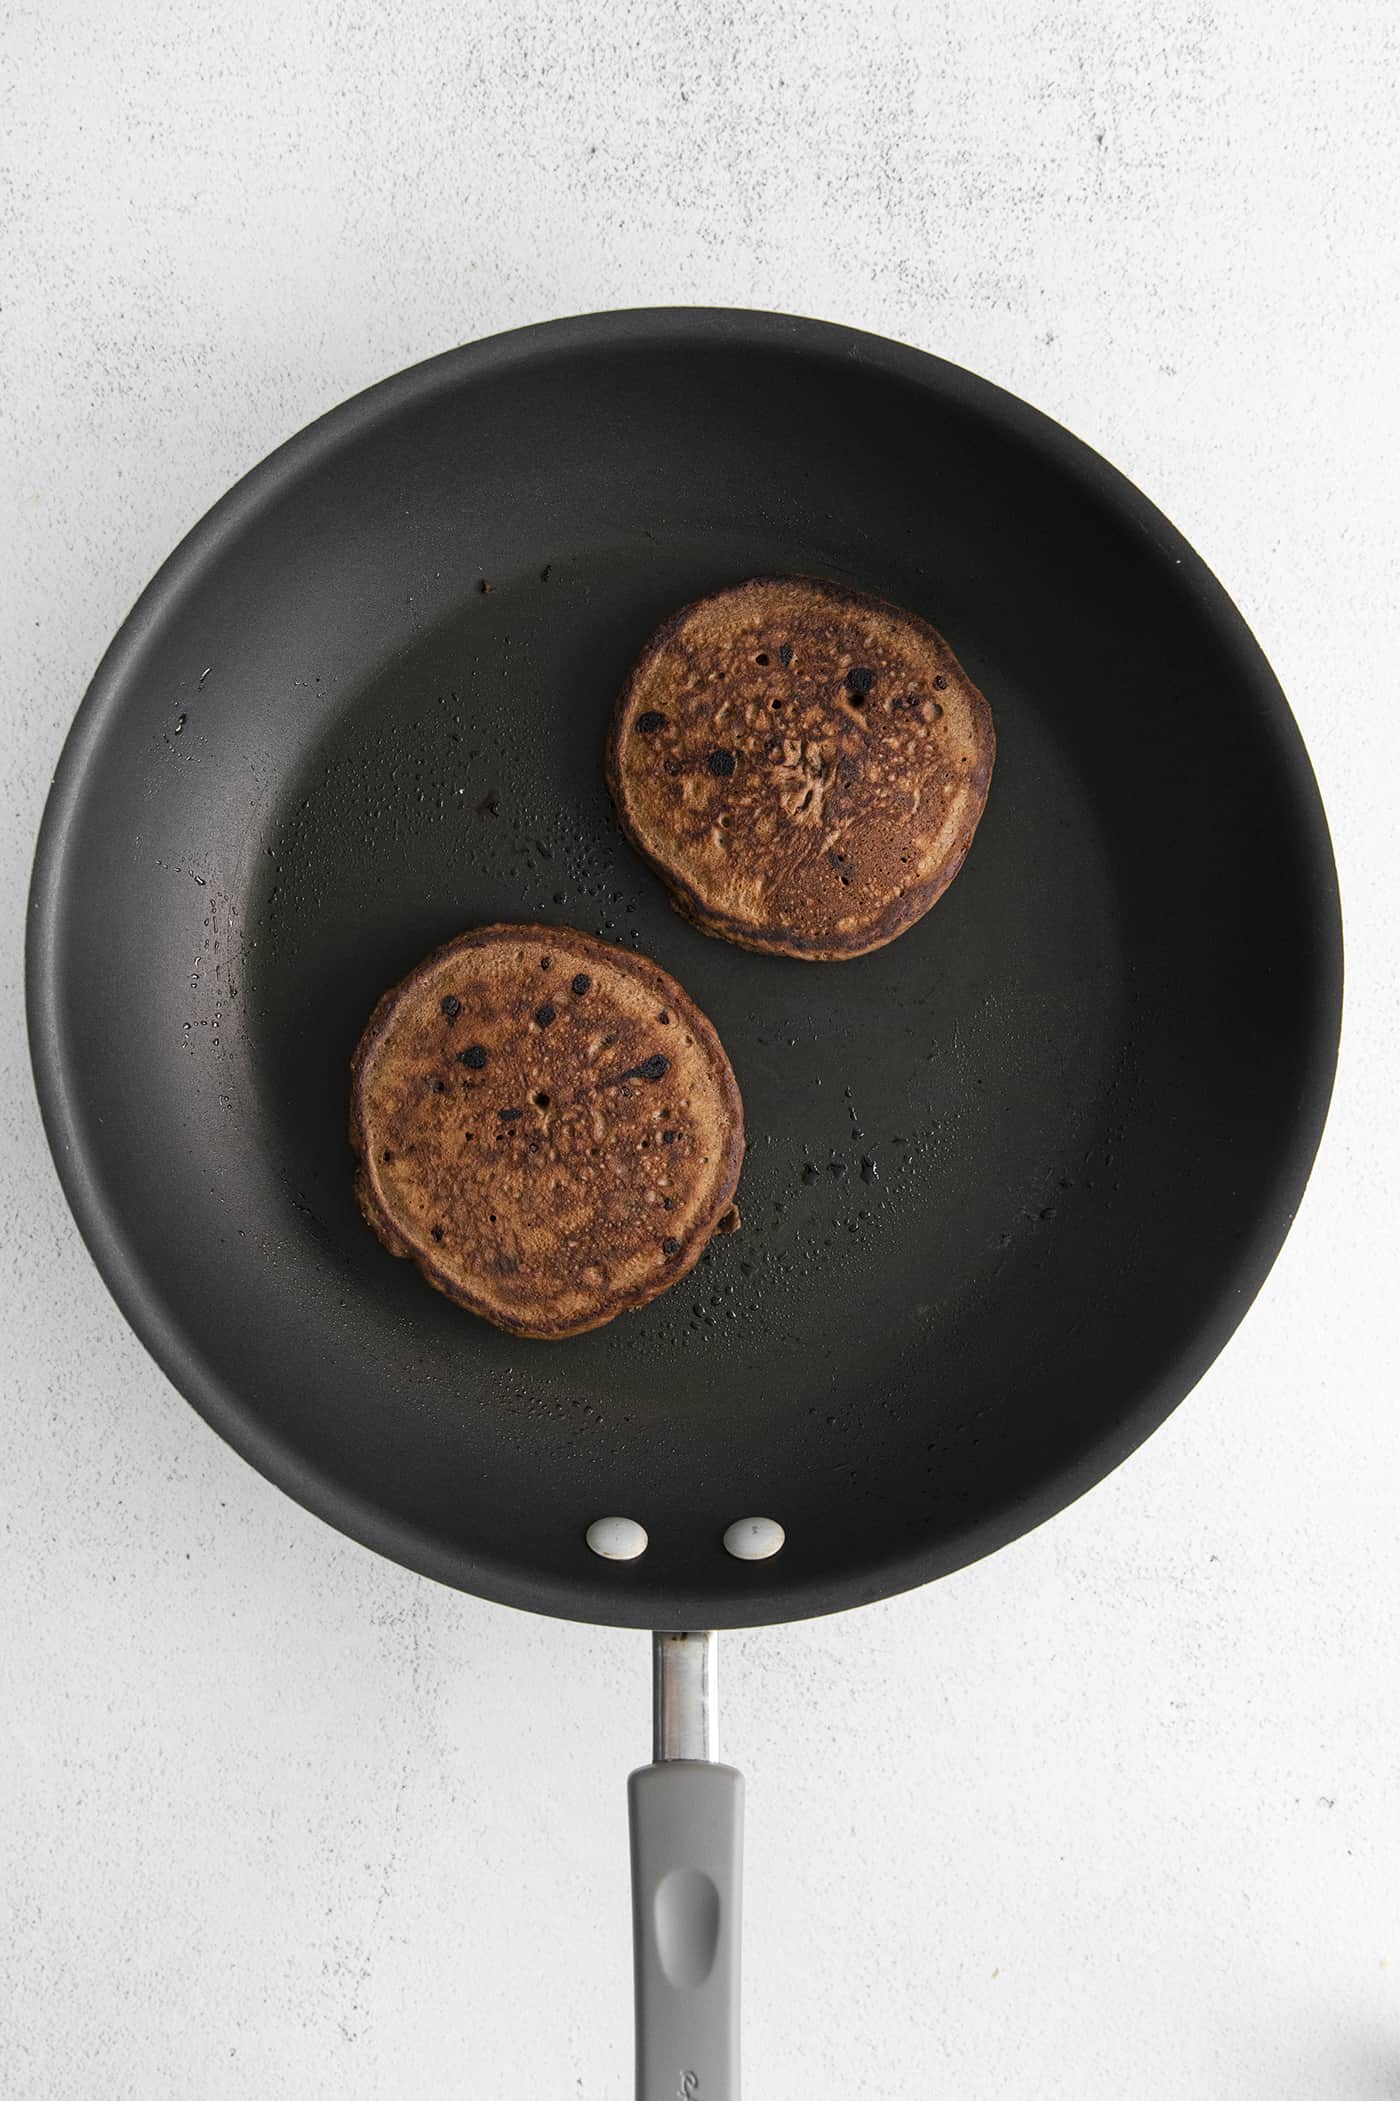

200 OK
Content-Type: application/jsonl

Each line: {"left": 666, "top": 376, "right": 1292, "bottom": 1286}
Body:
{"left": 586, "top": 1516, "right": 648, "bottom": 1561}
{"left": 723, "top": 1517, "right": 785, "bottom": 1561}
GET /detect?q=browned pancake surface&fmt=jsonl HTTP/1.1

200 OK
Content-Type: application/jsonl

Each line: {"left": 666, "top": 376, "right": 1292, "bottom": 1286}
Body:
{"left": 607, "top": 577, "right": 995, "bottom": 959}
{"left": 351, "top": 926, "right": 743, "bottom": 1338}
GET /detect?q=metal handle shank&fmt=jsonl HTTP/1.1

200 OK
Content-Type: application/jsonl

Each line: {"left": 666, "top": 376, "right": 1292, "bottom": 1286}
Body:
{"left": 629, "top": 1634, "right": 743, "bottom": 2101}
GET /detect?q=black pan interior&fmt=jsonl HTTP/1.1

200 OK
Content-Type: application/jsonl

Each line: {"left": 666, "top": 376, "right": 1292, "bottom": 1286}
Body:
{"left": 28, "top": 312, "right": 1340, "bottom": 1628}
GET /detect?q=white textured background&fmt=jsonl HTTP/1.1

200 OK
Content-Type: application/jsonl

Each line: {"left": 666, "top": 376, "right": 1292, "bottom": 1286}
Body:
{"left": 3, "top": 4, "right": 1398, "bottom": 2096}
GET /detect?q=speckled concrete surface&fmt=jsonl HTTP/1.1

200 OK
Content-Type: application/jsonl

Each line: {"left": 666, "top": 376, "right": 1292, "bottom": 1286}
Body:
{"left": 3, "top": 4, "right": 1398, "bottom": 2095}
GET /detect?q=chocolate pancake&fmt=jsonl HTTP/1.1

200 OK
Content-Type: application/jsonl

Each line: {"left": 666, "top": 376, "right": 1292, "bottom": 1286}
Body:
{"left": 607, "top": 576, "right": 995, "bottom": 960}
{"left": 350, "top": 926, "right": 744, "bottom": 1339}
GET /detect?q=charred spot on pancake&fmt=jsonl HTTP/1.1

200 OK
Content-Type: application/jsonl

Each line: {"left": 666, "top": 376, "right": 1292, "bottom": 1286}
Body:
{"left": 440, "top": 995, "right": 461, "bottom": 1018}
{"left": 459, "top": 1044, "right": 488, "bottom": 1069}
{"left": 499, "top": 1106, "right": 523, "bottom": 1122}
{"left": 637, "top": 711, "right": 666, "bottom": 734}
{"left": 534, "top": 1003, "right": 557, "bottom": 1028}
{"left": 618, "top": 1053, "right": 669, "bottom": 1083}
{"left": 707, "top": 749, "right": 736, "bottom": 777}
{"left": 662, "top": 1237, "right": 680, "bottom": 1256}
{"left": 571, "top": 973, "right": 591, "bottom": 996}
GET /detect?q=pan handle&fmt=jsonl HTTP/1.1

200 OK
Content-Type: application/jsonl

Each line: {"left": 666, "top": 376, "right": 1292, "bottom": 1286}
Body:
{"left": 629, "top": 1633, "right": 743, "bottom": 2101}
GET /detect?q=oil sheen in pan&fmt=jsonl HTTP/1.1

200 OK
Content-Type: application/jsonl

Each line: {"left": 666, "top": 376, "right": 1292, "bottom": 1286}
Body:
{"left": 242, "top": 555, "right": 1122, "bottom": 1436}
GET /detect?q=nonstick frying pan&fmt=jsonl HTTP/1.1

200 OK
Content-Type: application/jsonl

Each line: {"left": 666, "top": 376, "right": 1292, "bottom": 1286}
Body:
{"left": 27, "top": 309, "right": 1341, "bottom": 2095}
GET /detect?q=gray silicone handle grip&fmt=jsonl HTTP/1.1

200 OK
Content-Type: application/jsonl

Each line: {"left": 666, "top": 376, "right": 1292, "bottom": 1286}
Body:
{"left": 628, "top": 1760, "right": 744, "bottom": 2101}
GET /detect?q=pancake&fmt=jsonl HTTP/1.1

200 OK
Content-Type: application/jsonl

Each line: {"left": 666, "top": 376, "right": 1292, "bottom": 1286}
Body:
{"left": 607, "top": 576, "right": 995, "bottom": 960}
{"left": 350, "top": 926, "right": 744, "bottom": 1339}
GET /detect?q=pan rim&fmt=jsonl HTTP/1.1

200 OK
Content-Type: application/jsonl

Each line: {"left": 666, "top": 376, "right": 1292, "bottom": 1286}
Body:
{"left": 26, "top": 306, "right": 1343, "bottom": 1629}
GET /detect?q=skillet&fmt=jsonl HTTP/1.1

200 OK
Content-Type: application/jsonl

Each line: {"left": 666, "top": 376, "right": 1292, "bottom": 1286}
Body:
{"left": 27, "top": 309, "right": 1341, "bottom": 2095}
